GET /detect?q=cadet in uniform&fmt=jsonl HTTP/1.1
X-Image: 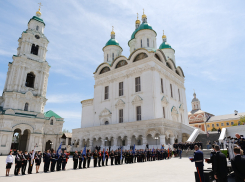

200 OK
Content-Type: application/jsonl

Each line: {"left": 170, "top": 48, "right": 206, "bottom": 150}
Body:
{"left": 87, "top": 149, "right": 91, "bottom": 168}
{"left": 44, "top": 150, "right": 51, "bottom": 173}
{"left": 82, "top": 149, "right": 87, "bottom": 168}
{"left": 110, "top": 150, "right": 115, "bottom": 165}
{"left": 98, "top": 150, "right": 102, "bottom": 167}
{"left": 35, "top": 151, "right": 41, "bottom": 173}
{"left": 28, "top": 150, "right": 34, "bottom": 174}
{"left": 93, "top": 150, "right": 98, "bottom": 167}
{"left": 73, "top": 150, "right": 79, "bottom": 169}
{"left": 105, "top": 149, "right": 109, "bottom": 166}
{"left": 22, "top": 151, "right": 29, "bottom": 175}
{"left": 56, "top": 152, "right": 62, "bottom": 171}
{"left": 79, "top": 149, "right": 83, "bottom": 169}
{"left": 191, "top": 145, "right": 204, "bottom": 182}
{"left": 14, "top": 150, "right": 21, "bottom": 175}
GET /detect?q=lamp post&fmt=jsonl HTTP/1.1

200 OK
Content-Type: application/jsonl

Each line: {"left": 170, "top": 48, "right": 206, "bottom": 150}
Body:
{"left": 154, "top": 137, "right": 159, "bottom": 145}
{"left": 234, "top": 110, "right": 238, "bottom": 115}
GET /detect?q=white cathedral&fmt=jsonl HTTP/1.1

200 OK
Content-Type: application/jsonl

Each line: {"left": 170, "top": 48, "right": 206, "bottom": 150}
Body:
{"left": 71, "top": 12, "right": 197, "bottom": 151}
{"left": 0, "top": 8, "right": 64, "bottom": 154}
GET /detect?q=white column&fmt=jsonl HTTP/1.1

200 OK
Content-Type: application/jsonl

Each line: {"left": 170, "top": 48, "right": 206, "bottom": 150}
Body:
{"left": 126, "top": 137, "right": 131, "bottom": 147}
{"left": 170, "top": 136, "right": 175, "bottom": 145}
{"left": 142, "top": 136, "right": 147, "bottom": 147}
{"left": 159, "top": 134, "right": 166, "bottom": 147}
{"left": 101, "top": 138, "right": 105, "bottom": 148}
{"left": 38, "top": 71, "right": 44, "bottom": 95}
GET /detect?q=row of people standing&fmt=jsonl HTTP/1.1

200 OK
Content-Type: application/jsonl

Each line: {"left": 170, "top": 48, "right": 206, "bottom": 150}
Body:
{"left": 72, "top": 148, "right": 173, "bottom": 170}
{"left": 173, "top": 142, "right": 203, "bottom": 151}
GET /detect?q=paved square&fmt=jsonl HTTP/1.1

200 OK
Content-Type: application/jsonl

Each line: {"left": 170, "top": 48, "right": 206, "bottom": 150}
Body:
{"left": 0, "top": 156, "right": 212, "bottom": 181}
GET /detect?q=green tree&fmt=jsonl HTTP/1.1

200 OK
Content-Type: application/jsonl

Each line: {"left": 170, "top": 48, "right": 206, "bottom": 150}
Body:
{"left": 240, "top": 115, "right": 245, "bottom": 124}
{"left": 62, "top": 129, "right": 70, "bottom": 134}
{"left": 211, "top": 127, "right": 217, "bottom": 131}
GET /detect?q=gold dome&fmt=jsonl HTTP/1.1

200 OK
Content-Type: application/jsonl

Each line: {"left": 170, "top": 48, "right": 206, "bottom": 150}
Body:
{"left": 162, "top": 35, "right": 166, "bottom": 38}
{"left": 111, "top": 26, "right": 115, "bottom": 35}
{"left": 36, "top": 8, "right": 41, "bottom": 16}
{"left": 142, "top": 9, "right": 147, "bottom": 18}
{"left": 136, "top": 19, "right": 140, "bottom": 24}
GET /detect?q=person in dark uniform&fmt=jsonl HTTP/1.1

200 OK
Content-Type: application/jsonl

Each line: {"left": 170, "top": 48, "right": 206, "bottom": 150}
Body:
{"left": 190, "top": 145, "right": 204, "bottom": 182}
{"left": 50, "top": 150, "right": 57, "bottom": 172}
{"left": 22, "top": 151, "right": 29, "bottom": 175}
{"left": 14, "top": 151, "right": 21, "bottom": 175}
{"left": 56, "top": 152, "right": 62, "bottom": 171}
{"left": 44, "top": 150, "right": 51, "bottom": 173}
{"left": 35, "top": 151, "right": 41, "bottom": 173}
{"left": 82, "top": 149, "right": 87, "bottom": 168}
{"left": 28, "top": 150, "right": 34, "bottom": 174}
{"left": 73, "top": 150, "right": 79, "bottom": 169}
{"left": 87, "top": 149, "right": 91, "bottom": 168}
{"left": 105, "top": 149, "right": 109, "bottom": 166}
{"left": 231, "top": 147, "right": 245, "bottom": 182}
{"left": 79, "top": 149, "right": 83, "bottom": 169}
{"left": 213, "top": 145, "right": 228, "bottom": 182}
{"left": 114, "top": 150, "right": 118, "bottom": 165}
{"left": 98, "top": 150, "right": 102, "bottom": 167}
{"left": 61, "top": 150, "right": 69, "bottom": 170}
{"left": 205, "top": 145, "right": 216, "bottom": 172}
{"left": 43, "top": 150, "right": 46, "bottom": 171}
{"left": 93, "top": 150, "right": 98, "bottom": 167}
{"left": 110, "top": 150, "right": 115, "bottom": 165}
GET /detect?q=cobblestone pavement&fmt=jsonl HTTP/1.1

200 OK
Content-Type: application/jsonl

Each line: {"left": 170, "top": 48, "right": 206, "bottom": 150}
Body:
{"left": 0, "top": 156, "right": 212, "bottom": 182}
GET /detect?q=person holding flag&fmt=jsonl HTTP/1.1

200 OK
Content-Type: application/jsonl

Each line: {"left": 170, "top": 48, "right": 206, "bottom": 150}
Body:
{"left": 56, "top": 142, "right": 62, "bottom": 171}
{"left": 82, "top": 146, "right": 87, "bottom": 168}
{"left": 28, "top": 149, "right": 35, "bottom": 174}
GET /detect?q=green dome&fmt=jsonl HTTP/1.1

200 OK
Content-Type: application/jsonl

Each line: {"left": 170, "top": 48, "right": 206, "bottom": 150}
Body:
{"left": 130, "top": 23, "right": 154, "bottom": 40}
{"left": 28, "top": 16, "right": 45, "bottom": 26}
{"left": 105, "top": 39, "right": 120, "bottom": 46}
{"left": 159, "top": 42, "right": 172, "bottom": 49}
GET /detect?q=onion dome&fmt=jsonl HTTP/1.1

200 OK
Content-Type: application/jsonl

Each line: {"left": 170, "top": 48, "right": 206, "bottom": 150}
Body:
{"left": 103, "top": 27, "right": 122, "bottom": 50}
{"left": 159, "top": 30, "right": 173, "bottom": 49}
{"left": 142, "top": 9, "right": 147, "bottom": 18}
{"left": 28, "top": 4, "right": 45, "bottom": 26}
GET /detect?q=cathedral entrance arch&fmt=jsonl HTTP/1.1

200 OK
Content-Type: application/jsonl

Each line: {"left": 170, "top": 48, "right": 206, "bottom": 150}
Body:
{"left": 11, "top": 129, "right": 31, "bottom": 152}
{"left": 45, "top": 140, "right": 53, "bottom": 151}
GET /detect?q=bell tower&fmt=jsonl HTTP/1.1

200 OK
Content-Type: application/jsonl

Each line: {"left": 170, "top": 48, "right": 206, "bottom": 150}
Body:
{"left": 191, "top": 92, "right": 201, "bottom": 111}
{"left": 0, "top": 5, "right": 49, "bottom": 113}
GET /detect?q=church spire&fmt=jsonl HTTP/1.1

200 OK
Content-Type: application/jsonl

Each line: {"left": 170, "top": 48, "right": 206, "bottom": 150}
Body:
{"left": 111, "top": 26, "right": 115, "bottom": 39}
{"left": 142, "top": 9, "right": 147, "bottom": 23}
{"left": 191, "top": 91, "right": 201, "bottom": 110}
{"left": 135, "top": 13, "right": 140, "bottom": 29}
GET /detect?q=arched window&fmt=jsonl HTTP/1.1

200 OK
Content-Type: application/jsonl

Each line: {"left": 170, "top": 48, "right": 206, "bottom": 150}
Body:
{"left": 147, "top": 38, "right": 149, "bottom": 47}
{"left": 112, "top": 53, "right": 114, "bottom": 61}
{"left": 141, "top": 39, "right": 142, "bottom": 48}
{"left": 36, "top": 26, "right": 39, "bottom": 31}
{"left": 50, "top": 119, "right": 53, "bottom": 125}
{"left": 116, "top": 60, "right": 128, "bottom": 69}
{"left": 31, "top": 44, "right": 39, "bottom": 55}
{"left": 25, "top": 72, "right": 35, "bottom": 88}
{"left": 24, "top": 103, "right": 29, "bottom": 111}
{"left": 100, "top": 67, "right": 110, "bottom": 74}
{"left": 105, "top": 121, "right": 109, "bottom": 125}
{"left": 133, "top": 53, "right": 148, "bottom": 62}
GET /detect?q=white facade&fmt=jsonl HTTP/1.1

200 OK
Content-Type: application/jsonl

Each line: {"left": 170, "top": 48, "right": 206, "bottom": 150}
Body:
{"left": 0, "top": 10, "right": 64, "bottom": 154}
{"left": 72, "top": 13, "right": 195, "bottom": 151}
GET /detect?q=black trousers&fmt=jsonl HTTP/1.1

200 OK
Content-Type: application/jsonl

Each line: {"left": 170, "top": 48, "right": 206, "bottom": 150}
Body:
{"left": 216, "top": 175, "right": 227, "bottom": 182}
{"left": 22, "top": 161, "right": 27, "bottom": 174}
{"left": 62, "top": 160, "right": 66, "bottom": 170}
{"left": 28, "top": 161, "right": 33, "bottom": 174}
{"left": 98, "top": 158, "right": 101, "bottom": 167}
{"left": 56, "top": 159, "right": 61, "bottom": 171}
{"left": 111, "top": 157, "right": 114, "bottom": 165}
{"left": 79, "top": 159, "right": 82, "bottom": 169}
{"left": 87, "top": 158, "right": 90, "bottom": 168}
{"left": 102, "top": 159, "right": 104, "bottom": 166}
{"left": 14, "top": 162, "right": 21, "bottom": 175}
{"left": 73, "top": 159, "right": 78, "bottom": 169}
{"left": 115, "top": 157, "right": 118, "bottom": 165}
{"left": 51, "top": 159, "right": 56, "bottom": 171}
{"left": 83, "top": 159, "right": 86, "bottom": 168}
{"left": 94, "top": 158, "right": 97, "bottom": 167}
{"left": 44, "top": 160, "right": 50, "bottom": 172}
{"left": 105, "top": 158, "right": 108, "bottom": 166}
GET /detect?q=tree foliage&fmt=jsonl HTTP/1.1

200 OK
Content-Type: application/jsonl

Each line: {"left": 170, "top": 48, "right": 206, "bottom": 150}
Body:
{"left": 62, "top": 129, "right": 70, "bottom": 134}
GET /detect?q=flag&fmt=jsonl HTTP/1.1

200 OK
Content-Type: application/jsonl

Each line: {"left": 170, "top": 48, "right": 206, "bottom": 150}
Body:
{"left": 82, "top": 145, "right": 86, "bottom": 161}
{"left": 56, "top": 142, "right": 62, "bottom": 158}
{"left": 132, "top": 144, "right": 135, "bottom": 154}
{"left": 103, "top": 148, "right": 105, "bottom": 161}
{"left": 31, "top": 144, "right": 36, "bottom": 165}
{"left": 120, "top": 147, "right": 123, "bottom": 160}
{"left": 161, "top": 145, "right": 164, "bottom": 149}
{"left": 152, "top": 148, "right": 154, "bottom": 152}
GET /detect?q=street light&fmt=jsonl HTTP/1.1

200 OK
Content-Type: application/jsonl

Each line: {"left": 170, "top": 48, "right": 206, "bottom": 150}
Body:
{"left": 234, "top": 110, "right": 238, "bottom": 115}
{"left": 154, "top": 137, "right": 159, "bottom": 145}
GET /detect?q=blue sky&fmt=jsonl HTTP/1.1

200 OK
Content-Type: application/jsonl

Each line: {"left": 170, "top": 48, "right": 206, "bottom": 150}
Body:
{"left": 0, "top": 0, "right": 245, "bottom": 132}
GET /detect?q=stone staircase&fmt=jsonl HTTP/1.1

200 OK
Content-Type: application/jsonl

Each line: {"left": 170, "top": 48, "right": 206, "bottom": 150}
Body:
{"left": 195, "top": 132, "right": 220, "bottom": 149}
{"left": 180, "top": 149, "right": 212, "bottom": 158}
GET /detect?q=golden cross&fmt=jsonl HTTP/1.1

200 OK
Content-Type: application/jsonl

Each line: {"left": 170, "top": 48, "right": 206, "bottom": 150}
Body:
{"left": 38, "top": 2, "right": 43, "bottom": 10}
{"left": 137, "top": 13, "right": 138, "bottom": 20}
{"left": 193, "top": 89, "right": 195, "bottom": 93}
{"left": 143, "top": 8, "right": 144, "bottom": 14}
{"left": 163, "top": 30, "right": 164, "bottom": 35}
{"left": 112, "top": 26, "right": 114, "bottom": 31}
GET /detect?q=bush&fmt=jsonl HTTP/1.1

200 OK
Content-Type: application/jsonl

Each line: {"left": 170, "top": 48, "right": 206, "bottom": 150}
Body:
{"left": 221, "top": 150, "right": 228, "bottom": 157}
{"left": 211, "top": 127, "right": 217, "bottom": 131}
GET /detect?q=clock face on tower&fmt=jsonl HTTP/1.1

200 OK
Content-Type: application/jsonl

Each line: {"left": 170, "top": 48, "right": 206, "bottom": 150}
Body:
{"left": 35, "top": 35, "right": 40, "bottom": 39}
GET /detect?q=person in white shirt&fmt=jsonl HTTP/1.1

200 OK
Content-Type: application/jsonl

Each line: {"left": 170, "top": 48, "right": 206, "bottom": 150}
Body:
{"left": 6, "top": 151, "right": 13, "bottom": 176}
